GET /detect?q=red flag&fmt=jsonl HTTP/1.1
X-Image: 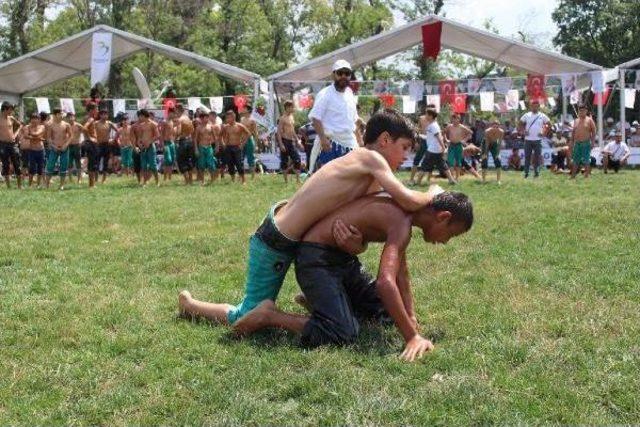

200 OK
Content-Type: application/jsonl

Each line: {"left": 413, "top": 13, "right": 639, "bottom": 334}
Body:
{"left": 422, "top": 21, "right": 442, "bottom": 60}
{"left": 378, "top": 93, "right": 396, "bottom": 108}
{"left": 163, "top": 97, "right": 177, "bottom": 119}
{"left": 593, "top": 87, "right": 610, "bottom": 105}
{"left": 439, "top": 80, "right": 457, "bottom": 105}
{"left": 298, "top": 94, "right": 314, "bottom": 109}
{"left": 526, "top": 74, "right": 546, "bottom": 103}
{"left": 452, "top": 94, "right": 467, "bottom": 113}
{"left": 234, "top": 94, "right": 248, "bottom": 111}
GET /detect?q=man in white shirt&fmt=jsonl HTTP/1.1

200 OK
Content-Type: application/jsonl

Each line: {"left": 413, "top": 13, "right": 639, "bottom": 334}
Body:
{"left": 307, "top": 59, "right": 361, "bottom": 172}
{"left": 518, "top": 99, "right": 551, "bottom": 178}
{"left": 602, "top": 131, "right": 631, "bottom": 174}
{"left": 414, "top": 108, "right": 456, "bottom": 186}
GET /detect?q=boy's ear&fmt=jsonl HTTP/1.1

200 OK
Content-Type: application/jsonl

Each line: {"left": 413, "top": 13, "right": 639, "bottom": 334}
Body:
{"left": 377, "top": 130, "right": 391, "bottom": 146}
{"left": 435, "top": 210, "right": 452, "bottom": 224}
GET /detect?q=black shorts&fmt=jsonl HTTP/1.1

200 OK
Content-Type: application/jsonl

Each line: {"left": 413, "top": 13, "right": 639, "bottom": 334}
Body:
{"left": 84, "top": 141, "right": 99, "bottom": 172}
{"left": 215, "top": 148, "right": 226, "bottom": 168}
{"left": 0, "top": 141, "right": 22, "bottom": 176}
{"left": 176, "top": 138, "right": 195, "bottom": 173}
{"left": 110, "top": 144, "right": 121, "bottom": 157}
{"left": 97, "top": 143, "right": 110, "bottom": 172}
{"left": 280, "top": 138, "right": 302, "bottom": 170}
{"left": 420, "top": 151, "right": 449, "bottom": 174}
{"left": 133, "top": 148, "right": 141, "bottom": 174}
{"left": 20, "top": 148, "right": 30, "bottom": 170}
{"left": 225, "top": 145, "right": 244, "bottom": 176}
{"left": 296, "top": 243, "right": 389, "bottom": 348}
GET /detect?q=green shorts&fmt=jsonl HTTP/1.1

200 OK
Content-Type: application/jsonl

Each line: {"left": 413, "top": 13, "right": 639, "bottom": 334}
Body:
{"left": 141, "top": 144, "right": 157, "bottom": 172}
{"left": 572, "top": 140, "right": 591, "bottom": 166}
{"left": 197, "top": 145, "right": 217, "bottom": 172}
{"left": 121, "top": 146, "right": 134, "bottom": 168}
{"left": 46, "top": 148, "right": 69, "bottom": 176}
{"left": 163, "top": 141, "right": 176, "bottom": 167}
{"left": 244, "top": 136, "right": 256, "bottom": 168}
{"left": 447, "top": 143, "right": 464, "bottom": 167}
{"left": 227, "top": 201, "right": 298, "bottom": 325}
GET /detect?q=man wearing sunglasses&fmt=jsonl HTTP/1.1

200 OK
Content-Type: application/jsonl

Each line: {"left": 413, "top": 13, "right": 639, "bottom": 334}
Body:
{"left": 307, "top": 59, "right": 362, "bottom": 173}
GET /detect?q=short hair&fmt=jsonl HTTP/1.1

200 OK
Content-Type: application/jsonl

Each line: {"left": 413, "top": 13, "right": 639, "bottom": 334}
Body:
{"left": 578, "top": 103, "right": 588, "bottom": 110}
{"left": 283, "top": 100, "right": 294, "bottom": 109}
{"left": 432, "top": 191, "right": 473, "bottom": 231}
{"left": 425, "top": 108, "right": 438, "bottom": 119}
{"left": 167, "top": 107, "right": 175, "bottom": 114}
{"left": 67, "top": 112, "right": 76, "bottom": 117}
{"left": 364, "top": 109, "right": 417, "bottom": 145}
{"left": 225, "top": 109, "right": 236, "bottom": 116}
{"left": 199, "top": 112, "right": 208, "bottom": 119}
{"left": 99, "top": 109, "right": 108, "bottom": 115}
{"left": 451, "top": 113, "right": 460, "bottom": 119}
{"left": 139, "top": 109, "right": 150, "bottom": 118}
{"left": 39, "top": 112, "right": 49, "bottom": 121}
{"left": 1, "top": 101, "right": 14, "bottom": 111}
{"left": 52, "top": 108, "right": 62, "bottom": 115}
{"left": 175, "top": 103, "right": 184, "bottom": 111}
{"left": 30, "top": 112, "right": 39, "bottom": 119}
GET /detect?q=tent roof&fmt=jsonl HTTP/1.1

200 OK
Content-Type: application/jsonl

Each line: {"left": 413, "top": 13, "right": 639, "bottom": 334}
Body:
{"left": 0, "top": 25, "right": 260, "bottom": 97}
{"left": 268, "top": 15, "right": 602, "bottom": 81}
{"left": 618, "top": 57, "right": 640, "bottom": 69}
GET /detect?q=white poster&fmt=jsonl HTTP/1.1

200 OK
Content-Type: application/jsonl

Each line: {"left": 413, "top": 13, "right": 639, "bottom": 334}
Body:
{"left": 479, "top": 92, "right": 494, "bottom": 112}
{"left": 426, "top": 94, "right": 440, "bottom": 112}
{"left": 561, "top": 73, "right": 578, "bottom": 94}
{"left": 188, "top": 97, "right": 209, "bottom": 113}
{"left": 625, "top": 89, "right": 637, "bottom": 109}
{"left": 113, "top": 99, "right": 126, "bottom": 115}
{"left": 209, "top": 97, "right": 224, "bottom": 113}
{"left": 59, "top": 98, "right": 75, "bottom": 115}
{"left": 506, "top": 89, "right": 519, "bottom": 110}
{"left": 494, "top": 77, "right": 512, "bottom": 94}
{"left": 570, "top": 90, "right": 581, "bottom": 105}
{"left": 547, "top": 97, "right": 556, "bottom": 107}
{"left": 407, "top": 81, "right": 425, "bottom": 102}
{"left": 259, "top": 79, "right": 269, "bottom": 94}
{"left": 591, "top": 71, "right": 605, "bottom": 93}
{"left": 91, "top": 32, "right": 113, "bottom": 87}
{"left": 467, "top": 78, "right": 481, "bottom": 95}
{"left": 402, "top": 96, "right": 416, "bottom": 114}
{"left": 519, "top": 100, "right": 526, "bottom": 110}
{"left": 35, "top": 97, "right": 50, "bottom": 113}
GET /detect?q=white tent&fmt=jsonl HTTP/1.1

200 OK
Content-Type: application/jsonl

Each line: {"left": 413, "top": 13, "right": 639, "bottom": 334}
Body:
{"left": 268, "top": 15, "right": 602, "bottom": 82}
{"left": 0, "top": 24, "right": 260, "bottom": 99}
{"left": 616, "top": 57, "right": 640, "bottom": 144}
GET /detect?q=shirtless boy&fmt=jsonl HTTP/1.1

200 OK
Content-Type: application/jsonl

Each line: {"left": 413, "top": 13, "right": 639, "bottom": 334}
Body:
{"left": 174, "top": 104, "right": 196, "bottom": 185}
{"left": 26, "top": 113, "right": 46, "bottom": 188}
{"left": 160, "top": 109, "right": 177, "bottom": 181}
{"left": 278, "top": 101, "right": 304, "bottom": 183}
{"left": 222, "top": 109, "right": 251, "bottom": 184}
{"left": 445, "top": 113, "right": 472, "bottom": 181}
{"left": 133, "top": 109, "right": 160, "bottom": 187}
{"left": 0, "top": 102, "right": 23, "bottom": 189}
{"left": 66, "top": 113, "right": 84, "bottom": 184}
{"left": 95, "top": 109, "right": 118, "bottom": 184}
{"left": 482, "top": 120, "right": 504, "bottom": 184}
{"left": 194, "top": 112, "right": 219, "bottom": 185}
{"left": 117, "top": 115, "right": 134, "bottom": 178}
{"left": 225, "top": 191, "right": 472, "bottom": 361}
{"left": 45, "top": 109, "right": 72, "bottom": 190}
{"left": 81, "top": 104, "right": 99, "bottom": 188}
{"left": 408, "top": 106, "right": 431, "bottom": 185}
{"left": 178, "top": 109, "right": 441, "bottom": 332}
{"left": 240, "top": 107, "right": 259, "bottom": 180}
{"left": 571, "top": 104, "right": 596, "bottom": 179}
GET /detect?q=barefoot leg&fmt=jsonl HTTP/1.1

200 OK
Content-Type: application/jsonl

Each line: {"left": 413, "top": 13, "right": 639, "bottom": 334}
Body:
{"left": 178, "top": 290, "right": 234, "bottom": 325}
{"left": 233, "top": 300, "right": 308, "bottom": 336}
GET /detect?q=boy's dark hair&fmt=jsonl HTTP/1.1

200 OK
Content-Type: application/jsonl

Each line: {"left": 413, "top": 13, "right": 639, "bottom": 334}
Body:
{"left": 225, "top": 109, "right": 236, "bottom": 117}
{"left": 175, "top": 103, "right": 184, "bottom": 111}
{"left": 1, "top": 101, "right": 14, "bottom": 111}
{"left": 578, "top": 103, "right": 588, "bottom": 110}
{"left": 451, "top": 113, "right": 460, "bottom": 119}
{"left": 52, "top": 108, "right": 62, "bottom": 115}
{"left": 283, "top": 100, "right": 294, "bottom": 109}
{"left": 199, "top": 112, "right": 208, "bottom": 119}
{"left": 39, "top": 111, "right": 49, "bottom": 121}
{"left": 99, "top": 109, "right": 108, "bottom": 115}
{"left": 364, "top": 108, "right": 417, "bottom": 145}
{"left": 139, "top": 109, "right": 150, "bottom": 118}
{"left": 432, "top": 191, "right": 473, "bottom": 231}
{"left": 30, "top": 112, "right": 39, "bottom": 120}
{"left": 86, "top": 102, "right": 97, "bottom": 111}
{"left": 425, "top": 108, "right": 438, "bottom": 119}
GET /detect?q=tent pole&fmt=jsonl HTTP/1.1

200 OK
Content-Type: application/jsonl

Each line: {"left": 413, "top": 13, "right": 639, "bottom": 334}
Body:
{"left": 268, "top": 80, "right": 275, "bottom": 146}
{"left": 562, "top": 93, "right": 567, "bottom": 122}
{"left": 620, "top": 69, "right": 626, "bottom": 144}
{"left": 20, "top": 96, "right": 25, "bottom": 122}
{"left": 253, "top": 78, "right": 260, "bottom": 107}
{"left": 597, "top": 99, "right": 604, "bottom": 148}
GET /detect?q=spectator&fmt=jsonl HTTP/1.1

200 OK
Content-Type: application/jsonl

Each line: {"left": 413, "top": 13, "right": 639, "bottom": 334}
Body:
{"left": 550, "top": 131, "right": 569, "bottom": 173}
{"left": 629, "top": 126, "right": 640, "bottom": 148}
{"left": 602, "top": 131, "right": 630, "bottom": 174}
{"left": 518, "top": 99, "right": 551, "bottom": 178}
{"left": 508, "top": 148, "right": 521, "bottom": 171}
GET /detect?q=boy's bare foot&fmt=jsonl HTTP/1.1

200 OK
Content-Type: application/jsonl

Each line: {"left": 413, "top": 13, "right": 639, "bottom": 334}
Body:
{"left": 233, "top": 300, "right": 275, "bottom": 336}
{"left": 293, "top": 293, "right": 312, "bottom": 313}
{"left": 177, "top": 290, "right": 194, "bottom": 319}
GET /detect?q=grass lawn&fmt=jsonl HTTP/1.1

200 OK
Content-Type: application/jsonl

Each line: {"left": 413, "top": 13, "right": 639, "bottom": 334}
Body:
{"left": 1, "top": 170, "right": 639, "bottom": 425}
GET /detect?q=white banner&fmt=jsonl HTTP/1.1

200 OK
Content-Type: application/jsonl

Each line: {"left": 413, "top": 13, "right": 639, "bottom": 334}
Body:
{"left": 519, "top": 100, "right": 526, "bottom": 110}
{"left": 60, "top": 98, "right": 75, "bottom": 115}
{"left": 467, "top": 78, "right": 481, "bottom": 95}
{"left": 506, "top": 90, "right": 519, "bottom": 110}
{"left": 570, "top": 90, "right": 581, "bottom": 105}
{"left": 561, "top": 73, "right": 578, "bottom": 94}
{"left": 494, "top": 77, "right": 512, "bottom": 94}
{"left": 113, "top": 99, "right": 126, "bottom": 115}
{"left": 402, "top": 96, "right": 416, "bottom": 114}
{"left": 426, "top": 94, "right": 440, "bottom": 112}
{"left": 547, "top": 97, "right": 556, "bottom": 107}
{"left": 624, "top": 89, "right": 636, "bottom": 109}
{"left": 35, "top": 97, "right": 50, "bottom": 113}
{"left": 479, "top": 92, "right": 494, "bottom": 112}
{"left": 91, "top": 32, "right": 113, "bottom": 87}
{"left": 407, "top": 81, "right": 425, "bottom": 102}
{"left": 209, "top": 97, "right": 224, "bottom": 113}
{"left": 591, "top": 70, "right": 605, "bottom": 93}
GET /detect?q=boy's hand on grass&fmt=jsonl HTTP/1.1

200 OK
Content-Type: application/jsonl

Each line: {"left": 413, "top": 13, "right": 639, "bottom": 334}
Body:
{"left": 400, "top": 334, "right": 434, "bottom": 362}
{"left": 333, "top": 219, "right": 365, "bottom": 256}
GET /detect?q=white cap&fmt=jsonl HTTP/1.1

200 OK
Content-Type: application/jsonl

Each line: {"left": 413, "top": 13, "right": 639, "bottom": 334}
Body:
{"left": 633, "top": 120, "right": 639, "bottom": 126}
{"left": 606, "top": 117, "right": 614, "bottom": 123}
{"left": 631, "top": 127, "right": 637, "bottom": 133}
{"left": 332, "top": 59, "right": 352, "bottom": 72}
{"left": 609, "top": 130, "right": 616, "bottom": 137}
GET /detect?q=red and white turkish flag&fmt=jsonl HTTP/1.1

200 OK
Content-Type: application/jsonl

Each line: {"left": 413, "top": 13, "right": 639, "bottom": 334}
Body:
{"left": 526, "top": 74, "right": 546, "bottom": 103}
{"left": 439, "top": 80, "right": 457, "bottom": 105}
{"left": 422, "top": 21, "right": 443, "bottom": 60}
{"left": 593, "top": 86, "right": 610, "bottom": 106}
{"left": 452, "top": 94, "right": 467, "bottom": 113}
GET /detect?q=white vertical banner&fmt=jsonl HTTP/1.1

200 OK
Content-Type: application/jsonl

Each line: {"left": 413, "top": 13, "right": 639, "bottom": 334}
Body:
{"left": 479, "top": 91, "right": 494, "bottom": 111}
{"left": 590, "top": 71, "right": 605, "bottom": 93}
{"left": 561, "top": 73, "right": 578, "bottom": 93}
{"left": 506, "top": 89, "right": 519, "bottom": 110}
{"left": 426, "top": 94, "right": 440, "bottom": 112}
{"left": 402, "top": 96, "right": 416, "bottom": 114}
{"left": 60, "top": 98, "right": 75, "bottom": 115}
{"left": 113, "top": 99, "right": 126, "bottom": 115}
{"left": 407, "top": 81, "right": 425, "bottom": 102}
{"left": 519, "top": 100, "right": 526, "bottom": 110}
{"left": 209, "top": 97, "right": 224, "bottom": 113}
{"left": 570, "top": 90, "right": 581, "bottom": 105}
{"left": 91, "top": 32, "right": 113, "bottom": 87}
{"left": 624, "top": 89, "right": 636, "bottom": 109}
{"left": 547, "top": 97, "right": 556, "bottom": 107}
{"left": 35, "top": 97, "right": 50, "bottom": 113}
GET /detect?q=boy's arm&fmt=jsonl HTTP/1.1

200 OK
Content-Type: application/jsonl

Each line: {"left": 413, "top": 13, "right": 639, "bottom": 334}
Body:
{"left": 437, "top": 132, "right": 446, "bottom": 152}
{"left": 364, "top": 151, "right": 443, "bottom": 212}
{"left": 376, "top": 224, "right": 434, "bottom": 361}
{"left": 397, "top": 253, "right": 416, "bottom": 328}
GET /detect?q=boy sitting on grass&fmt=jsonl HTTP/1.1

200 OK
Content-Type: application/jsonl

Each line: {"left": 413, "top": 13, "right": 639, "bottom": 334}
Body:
{"left": 227, "top": 191, "right": 473, "bottom": 362}
{"left": 178, "top": 109, "right": 442, "bottom": 332}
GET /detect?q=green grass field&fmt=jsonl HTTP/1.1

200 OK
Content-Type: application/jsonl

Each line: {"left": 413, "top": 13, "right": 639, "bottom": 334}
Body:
{"left": 1, "top": 170, "right": 639, "bottom": 425}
